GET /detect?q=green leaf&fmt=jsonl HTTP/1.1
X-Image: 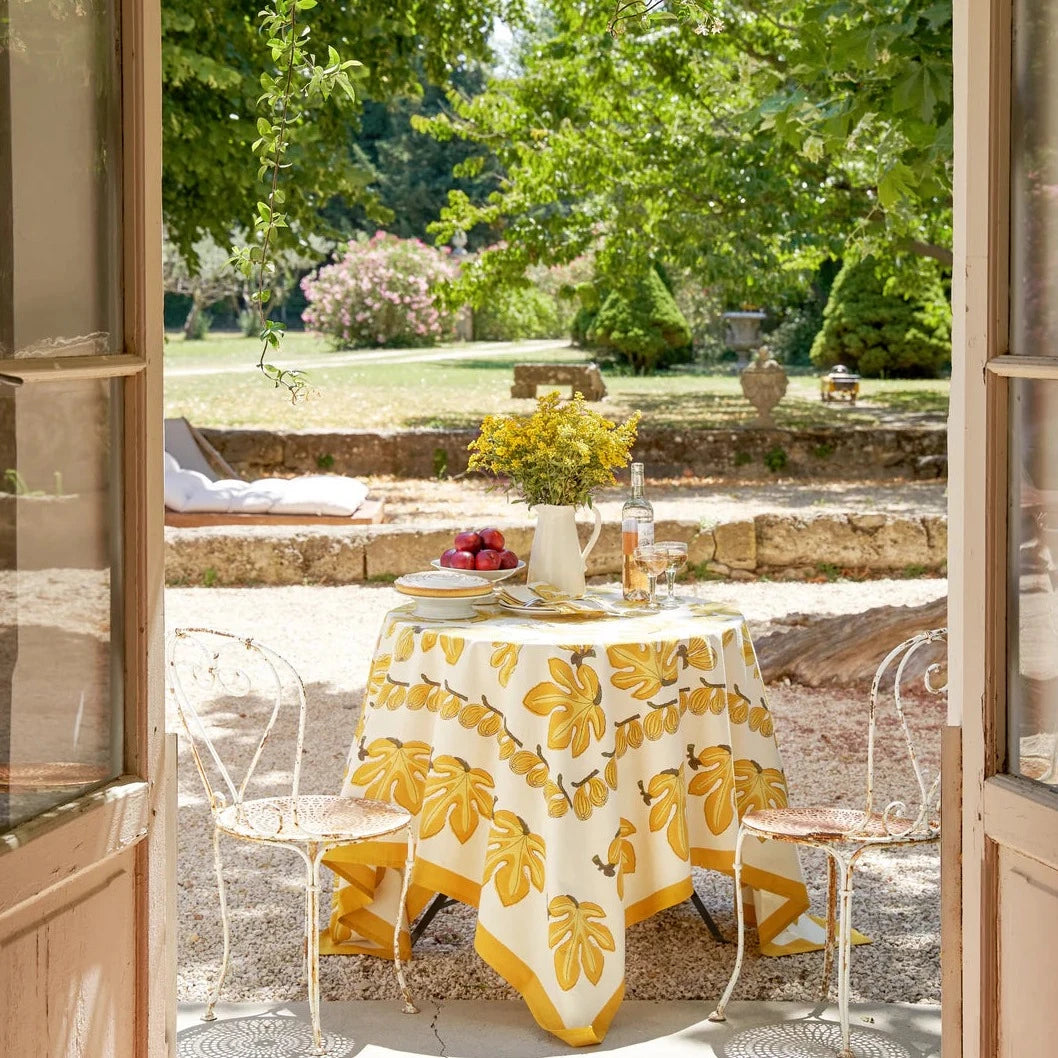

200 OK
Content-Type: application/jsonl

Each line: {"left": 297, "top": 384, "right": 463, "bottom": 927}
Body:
{"left": 877, "top": 161, "right": 916, "bottom": 210}
{"left": 802, "top": 136, "right": 825, "bottom": 162}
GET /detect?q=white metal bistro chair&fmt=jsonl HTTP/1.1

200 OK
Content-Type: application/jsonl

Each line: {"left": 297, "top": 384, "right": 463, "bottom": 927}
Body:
{"left": 709, "top": 627, "right": 946, "bottom": 1058}
{"left": 166, "top": 628, "right": 419, "bottom": 1055}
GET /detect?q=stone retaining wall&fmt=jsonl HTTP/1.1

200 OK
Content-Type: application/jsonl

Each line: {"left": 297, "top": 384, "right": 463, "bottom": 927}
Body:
{"left": 166, "top": 512, "right": 947, "bottom": 586}
{"left": 200, "top": 424, "right": 947, "bottom": 482}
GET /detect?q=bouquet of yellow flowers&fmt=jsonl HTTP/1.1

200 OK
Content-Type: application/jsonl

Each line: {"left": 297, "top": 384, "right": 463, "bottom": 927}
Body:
{"left": 468, "top": 391, "right": 640, "bottom": 508}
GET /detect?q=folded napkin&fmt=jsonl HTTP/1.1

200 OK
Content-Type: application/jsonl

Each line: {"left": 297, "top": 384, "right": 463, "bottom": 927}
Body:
{"left": 495, "top": 582, "right": 615, "bottom": 616}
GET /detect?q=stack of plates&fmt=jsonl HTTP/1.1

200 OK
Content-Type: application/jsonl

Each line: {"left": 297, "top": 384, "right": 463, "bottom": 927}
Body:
{"left": 394, "top": 571, "right": 493, "bottom": 619}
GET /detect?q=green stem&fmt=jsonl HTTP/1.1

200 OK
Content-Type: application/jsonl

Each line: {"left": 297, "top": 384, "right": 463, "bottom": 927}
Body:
{"left": 255, "top": 7, "right": 299, "bottom": 374}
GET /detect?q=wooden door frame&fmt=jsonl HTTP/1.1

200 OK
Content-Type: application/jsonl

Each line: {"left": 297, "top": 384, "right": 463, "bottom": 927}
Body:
{"left": 950, "top": 1, "right": 1058, "bottom": 1056}
{"left": 948, "top": 2, "right": 1004, "bottom": 1054}
{"left": 123, "top": 0, "right": 170, "bottom": 1050}
{"left": 0, "top": 0, "right": 170, "bottom": 1052}
{"left": 951, "top": 0, "right": 1007, "bottom": 1052}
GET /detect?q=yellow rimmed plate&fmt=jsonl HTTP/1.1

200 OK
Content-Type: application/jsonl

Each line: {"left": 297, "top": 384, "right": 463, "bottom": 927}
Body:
{"left": 394, "top": 571, "right": 494, "bottom": 599}
{"left": 394, "top": 571, "right": 495, "bottom": 618}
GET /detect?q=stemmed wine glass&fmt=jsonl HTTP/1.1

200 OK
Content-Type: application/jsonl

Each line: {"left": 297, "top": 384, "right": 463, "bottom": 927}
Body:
{"left": 632, "top": 544, "right": 669, "bottom": 609}
{"left": 655, "top": 540, "right": 688, "bottom": 608}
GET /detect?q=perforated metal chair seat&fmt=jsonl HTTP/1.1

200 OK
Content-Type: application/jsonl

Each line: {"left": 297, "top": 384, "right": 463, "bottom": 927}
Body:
{"left": 216, "top": 794, "right": 410, "bottom": 844}
{"left": 742, "top": 805, "right": 939, "bottom": 844}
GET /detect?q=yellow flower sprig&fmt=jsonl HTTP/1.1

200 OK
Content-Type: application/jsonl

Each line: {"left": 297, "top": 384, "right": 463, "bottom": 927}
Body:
{"left": 468, "top": 391, "right": 640, "bottom": 508}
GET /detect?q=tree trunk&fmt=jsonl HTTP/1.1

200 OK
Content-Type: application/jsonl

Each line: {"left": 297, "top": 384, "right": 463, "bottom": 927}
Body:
{"left": 182, "top": 296, "right": 200, "bottom": 340}
{"left": 182, "top": 291, "right": 208, "bottom": 340}
{"left": 755, "top": 596, "right": 947, "bottom": 687}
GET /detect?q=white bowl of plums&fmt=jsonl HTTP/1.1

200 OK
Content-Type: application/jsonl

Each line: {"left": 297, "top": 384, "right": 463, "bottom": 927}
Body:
{"left": 432, "top": 527, "right": 525, "bottom": 583}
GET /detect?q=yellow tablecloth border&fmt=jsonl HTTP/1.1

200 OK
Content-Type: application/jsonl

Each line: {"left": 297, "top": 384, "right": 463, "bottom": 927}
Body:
{"left": 320, "top": 841, "right": 813, "bottom": 964}
{"left": 689, "top": 848, "right": 811, "bottom": 947}
{"left": 475, "top": 923, "right": 626, "bottom": 1047}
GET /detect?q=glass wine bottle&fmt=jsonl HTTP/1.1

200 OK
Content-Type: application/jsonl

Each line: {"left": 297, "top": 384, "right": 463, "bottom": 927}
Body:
{"left": 622, "top": 462, "right": 654, "bottom": 601}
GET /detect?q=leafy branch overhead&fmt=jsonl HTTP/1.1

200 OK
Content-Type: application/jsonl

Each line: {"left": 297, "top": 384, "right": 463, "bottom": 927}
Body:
{"left": 162, "top": 0, "right": 523, "bottom": 264}
{"left": 423, "top": 1, "right": 952, "bottom": 306}
{"left": 229, "top": 0, "right": 361, "bottom": 401}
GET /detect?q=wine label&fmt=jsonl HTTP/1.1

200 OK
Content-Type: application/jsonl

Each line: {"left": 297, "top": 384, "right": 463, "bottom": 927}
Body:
{"left": 622, "top": 517, "right": 654, "bottom": 548}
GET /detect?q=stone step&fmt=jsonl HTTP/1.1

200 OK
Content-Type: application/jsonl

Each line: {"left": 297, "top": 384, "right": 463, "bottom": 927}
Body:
{"left": 165, "top": 511, "right": 947, "bottom": 587}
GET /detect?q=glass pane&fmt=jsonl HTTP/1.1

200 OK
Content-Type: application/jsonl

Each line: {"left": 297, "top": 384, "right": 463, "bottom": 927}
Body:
{"left": 1010, "top": 0, "right": 1058, "bottom": 357}
{"left": 0, "top": 380, "right": 123, "bottom": 830}
{"left": 1007, "top": 378, "right": 1058, "bottom": 785}
{"left": 0, "top": 0, "right": 123, "bottom": 360}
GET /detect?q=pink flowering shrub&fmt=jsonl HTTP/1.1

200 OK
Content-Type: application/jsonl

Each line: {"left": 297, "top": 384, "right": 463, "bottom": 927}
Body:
{"left": 301, "top": 233, "right": 457, "bottom": 347}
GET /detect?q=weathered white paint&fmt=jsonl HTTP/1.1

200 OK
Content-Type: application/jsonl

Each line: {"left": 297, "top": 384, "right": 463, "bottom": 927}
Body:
{"left": 997, "top": 845, "right": 1058, "bottom": 1056}
{"left": 1, "top": 850, "right": 138, "bottom": 1058}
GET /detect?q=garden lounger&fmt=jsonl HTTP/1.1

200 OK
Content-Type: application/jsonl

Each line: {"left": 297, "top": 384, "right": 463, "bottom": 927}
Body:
{"left": 163, "top": 417, "right": 384, "bottom": 526}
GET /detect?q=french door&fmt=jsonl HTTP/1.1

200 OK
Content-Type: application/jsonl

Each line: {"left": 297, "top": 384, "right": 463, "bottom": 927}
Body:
{"left": 0, "top": 0, "right": 170, "bottom": 1054}
{"left": 954, "top": 1, "right": 1058, "bottom": 1055}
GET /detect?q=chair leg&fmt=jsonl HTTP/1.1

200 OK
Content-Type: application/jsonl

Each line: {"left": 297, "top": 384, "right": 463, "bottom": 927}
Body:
{"left": 820, "top": 852, "right": 838, "bottom": 1001}
{"left": 708, "top": 825, "right": 749, "bottom": 1022}
{"left": 393, "top": 826, "right": 419, "bottom": 1015}
{"left": 204, "top": 826, "right": 231, "bottom": 1022}
{"left": 834, "top": 855, "right": 857, "bottom": 1058}
{"left": 306, "top": 843, "right": 326, "bottom": 1056}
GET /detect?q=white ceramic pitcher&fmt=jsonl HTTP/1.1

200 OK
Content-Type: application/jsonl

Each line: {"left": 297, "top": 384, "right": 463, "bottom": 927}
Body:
{"left": 526, "top": 504, "right": 603, "bottom": 598}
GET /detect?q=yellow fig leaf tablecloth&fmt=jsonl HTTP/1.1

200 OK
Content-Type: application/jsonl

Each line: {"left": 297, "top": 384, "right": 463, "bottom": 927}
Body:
{"left": 322, "top": 594, "right": 811, "bottom": 1045}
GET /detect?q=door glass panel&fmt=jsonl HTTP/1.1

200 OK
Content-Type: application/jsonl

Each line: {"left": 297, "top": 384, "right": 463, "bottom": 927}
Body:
{"left": 0, "top": 379, "right": 123, "bottom": 831}
{"left": 1010, "top": 0, "right": 1058, "bottom": 357}
{"left": 1007, "top": 378, "right": 1058, "bottom": 785}
{"left": 0, "top": 0, "right": 123, "bottom": 360}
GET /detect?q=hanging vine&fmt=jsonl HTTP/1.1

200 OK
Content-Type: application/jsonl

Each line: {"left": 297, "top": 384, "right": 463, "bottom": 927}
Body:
{"left": 230, "top": 0, "right": 359, "bottom": 402}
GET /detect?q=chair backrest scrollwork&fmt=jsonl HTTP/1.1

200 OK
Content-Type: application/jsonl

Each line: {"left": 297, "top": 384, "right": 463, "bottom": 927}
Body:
{"left": 165, "top": 628, "right": 309, "bottom": 819}
{"left": 864, "top": 626, "right": 947, "bottom": 840}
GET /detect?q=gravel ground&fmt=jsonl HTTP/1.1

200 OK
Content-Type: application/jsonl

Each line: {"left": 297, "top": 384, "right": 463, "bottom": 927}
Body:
{"left": 366, "top": 477, "right": 947, "bottom": 528}
{"left": 169, "top": 577, "right": 946, "bottom": 1015}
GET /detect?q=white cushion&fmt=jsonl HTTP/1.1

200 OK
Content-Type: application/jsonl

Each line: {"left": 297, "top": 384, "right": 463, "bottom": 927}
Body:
{"left": 164, "top": 453, "right": 368, "bottom": 516}
{"left": 261, "top": 475, "right": 369, "bottom": 516}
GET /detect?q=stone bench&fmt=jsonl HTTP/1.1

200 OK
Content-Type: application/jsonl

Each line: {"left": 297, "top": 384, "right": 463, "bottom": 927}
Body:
{"left": 510, "top": 362, "right": 607, "bottom": 401}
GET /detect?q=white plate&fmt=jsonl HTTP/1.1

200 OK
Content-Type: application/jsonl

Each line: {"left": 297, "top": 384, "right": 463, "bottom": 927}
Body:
{"left": 394, "top": 571, "right": 493, "bottom": 621}
{"left": 430, "top": 558, "right": 525, "bottom": 583}
{"left": 408, "top": 595, "right": 482, "bottom": 620}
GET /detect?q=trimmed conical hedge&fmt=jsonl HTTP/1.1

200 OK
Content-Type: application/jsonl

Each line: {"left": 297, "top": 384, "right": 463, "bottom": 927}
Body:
{"left": 587, "top": 268, "right": 692, "bottom": 374}
{"left": 810, "top": 257, "right": 951, "bottom": 378}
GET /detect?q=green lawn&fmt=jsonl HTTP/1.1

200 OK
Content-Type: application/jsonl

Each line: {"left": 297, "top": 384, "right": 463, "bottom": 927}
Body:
{"left": 164, "top": 332, "right": 950, "bottom": 431}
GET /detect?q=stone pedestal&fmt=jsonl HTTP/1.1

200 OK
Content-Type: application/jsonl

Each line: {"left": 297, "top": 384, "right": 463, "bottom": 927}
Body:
{"left": 739, "top": 348, "right": 789, "bottom": 427}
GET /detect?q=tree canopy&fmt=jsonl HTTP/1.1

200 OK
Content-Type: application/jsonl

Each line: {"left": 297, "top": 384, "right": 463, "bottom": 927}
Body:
{"left": 161, "top": 0, "right": 523, "bottom": 264}
{"left": 330, "top": 69, "right": 501, "bottom": 251}
{"left": 420, "top": 0, "right": 952, "bottom": 305}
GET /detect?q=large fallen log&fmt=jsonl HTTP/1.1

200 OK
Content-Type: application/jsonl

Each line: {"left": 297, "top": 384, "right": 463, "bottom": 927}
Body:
{"left": 755, "top": 595, "right": 947, "bottom": 687}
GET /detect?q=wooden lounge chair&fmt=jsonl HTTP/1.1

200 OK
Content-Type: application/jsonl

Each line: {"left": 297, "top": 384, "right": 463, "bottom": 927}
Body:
{"left": 163, "top": 417, "right": 385, "bottom": 527}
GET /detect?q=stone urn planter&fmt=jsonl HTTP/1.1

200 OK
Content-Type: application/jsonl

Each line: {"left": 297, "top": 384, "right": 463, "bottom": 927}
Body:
{"left": 723, "top": 310, "right": 767, "bottom": 370}
{"left": 739, "top": 348, "right": 789, "bottom": 427}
